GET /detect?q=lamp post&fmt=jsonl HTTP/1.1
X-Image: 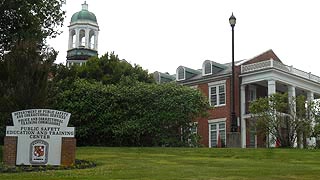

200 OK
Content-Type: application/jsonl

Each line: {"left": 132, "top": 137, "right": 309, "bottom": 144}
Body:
{"left": 229, "top": 13, "right": 237, "bottom": 132}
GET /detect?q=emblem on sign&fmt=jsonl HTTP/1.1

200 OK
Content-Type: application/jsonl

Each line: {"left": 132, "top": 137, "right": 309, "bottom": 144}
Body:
{"left": 30, "top": 140, "right": 49, "bottom": 164}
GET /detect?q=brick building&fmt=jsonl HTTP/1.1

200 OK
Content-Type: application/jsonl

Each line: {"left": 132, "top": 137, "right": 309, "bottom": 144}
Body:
{"left": 154, "top": 49, "right": 320, "bottom": 148}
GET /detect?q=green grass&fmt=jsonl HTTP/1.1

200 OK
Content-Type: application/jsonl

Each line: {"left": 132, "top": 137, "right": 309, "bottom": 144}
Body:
{"left": 1, "top": 147, "right": 320, "bottom": 180}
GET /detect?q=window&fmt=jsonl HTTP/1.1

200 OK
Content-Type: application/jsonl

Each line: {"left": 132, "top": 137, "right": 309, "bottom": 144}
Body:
{"left": 249, "top": 85, "right": 257, "bottom": 102}
{"left": 249, "top": 124, "right": 257, "bottom": 148}
{"left": 190, "top": 122, "right": 198, "bottom": 135}
{"left": 209, "top": 81, "right": 226, "bottom": 106}
{"left": 177, "top": 67, "right": 185, "bottom": 81}
{"left": 188, "top": 122, "right": 198, "bottom": 147}
{"left": 204, "top": 62, "right": 212, "bottom": 75}
{"left": 209, "top": 121, "right": 226, "bottom": 148}
{"left": 202, "top": 60, "right": 213, "bottom": 76}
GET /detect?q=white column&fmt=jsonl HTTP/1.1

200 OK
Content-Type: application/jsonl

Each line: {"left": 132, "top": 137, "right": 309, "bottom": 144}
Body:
{"left": 85, "top": 29, "right": 90, "bottom": 48}
{"left": 94, "top": 31, "right": 99, "bottom": 50}
{"left": 241, "top": 85, "right": 246, "bottom": 148}
{"left": 288, "top": 86, "right": 296, "bottom": 111}
{"left": 68, "top": 30, "right": 73, "bottom": 49}
{"left": 307, "top": 91, "right": 316, "bottom": 147}
{"left": 75, "top": 29, "right": 80, "bottom": 48}
{"left": 268, "top": 80, "right": 276, "bottom": 147}
{"left": 288, "top": 85, "right": 298, "bottom": 148}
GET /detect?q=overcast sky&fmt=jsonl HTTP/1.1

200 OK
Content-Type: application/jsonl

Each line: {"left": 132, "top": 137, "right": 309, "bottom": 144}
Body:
{"left": 48, "top": 0, "right": 320, "bottom": 76}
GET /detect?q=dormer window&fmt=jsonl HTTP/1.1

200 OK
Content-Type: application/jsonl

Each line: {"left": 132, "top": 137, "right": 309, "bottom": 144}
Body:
{"left": 153, "top": 71, "right": 175, "bottom": 84}
{"left": 177, "top": 66, "right": 185, "bottom": 81}
{"left": 203, "top": 61, "right": 212, "bottom": 75}
{"left": 202, "top": 60, "right": 227, "bottom": 76}
{"left": 176, "top": 66, "right": 201, "bottom": 81}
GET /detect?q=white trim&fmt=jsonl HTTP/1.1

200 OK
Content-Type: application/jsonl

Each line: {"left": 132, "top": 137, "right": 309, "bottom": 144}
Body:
{"left": 208, "top": 118, "right": 226, "bottom": 123}
{"left": 240, "top": 85, "right": 247, "bottom": 148}
{"left": 241, "top": 69, "right": 320, "bottom": 95}
{"left": 208, "top": 80, "right": 226, "bottom": 86}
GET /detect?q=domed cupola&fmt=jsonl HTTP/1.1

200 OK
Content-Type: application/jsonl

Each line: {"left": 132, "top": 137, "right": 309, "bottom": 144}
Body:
{"left": 66, "top": 1, "right": 99, "bottom": 67}
{"left": 70, "top": 2, "right": 98, "bottom": 25}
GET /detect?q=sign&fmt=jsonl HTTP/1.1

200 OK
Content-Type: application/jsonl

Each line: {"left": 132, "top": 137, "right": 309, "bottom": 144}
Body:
{"left": 6, "top": 109, "right": 75, "bottom": 165}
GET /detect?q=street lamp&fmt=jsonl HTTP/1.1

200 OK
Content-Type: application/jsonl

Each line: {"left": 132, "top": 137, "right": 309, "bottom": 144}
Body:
{"left": 229, "top": 13, "right": 237, "bottom": 132}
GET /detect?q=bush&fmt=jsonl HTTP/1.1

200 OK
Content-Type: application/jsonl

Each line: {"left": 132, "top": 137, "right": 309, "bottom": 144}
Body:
{"left": 51, "top": 79, "right": 209, "bottom": 146}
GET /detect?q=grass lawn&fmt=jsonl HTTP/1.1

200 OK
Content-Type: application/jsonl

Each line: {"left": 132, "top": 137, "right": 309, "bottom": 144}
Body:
{"left": 1, "top": 147, "right": 320, "bottom": 180}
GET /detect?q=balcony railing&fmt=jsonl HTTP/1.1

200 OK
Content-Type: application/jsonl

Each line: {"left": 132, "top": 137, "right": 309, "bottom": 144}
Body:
{"left": 241, "top": 59, "right": 320, "bottom": 83}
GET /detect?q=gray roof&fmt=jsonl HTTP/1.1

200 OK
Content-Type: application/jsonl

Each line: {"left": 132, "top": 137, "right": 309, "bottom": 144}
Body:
{"left": 154, "top": 59, "right": 246, "bottom": 84}
{"left": 179, "top": 59, "right": 245, "bottom": 83}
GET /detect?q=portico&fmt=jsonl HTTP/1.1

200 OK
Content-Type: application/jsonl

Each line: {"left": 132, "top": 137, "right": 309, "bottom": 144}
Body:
{"left": 240, "top": 58, "right": 320, "bottom": 148}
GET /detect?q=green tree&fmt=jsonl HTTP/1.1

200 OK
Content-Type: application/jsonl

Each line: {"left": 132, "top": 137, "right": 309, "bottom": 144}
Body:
{"left": 0, "top": 41, "right": 56, "bottom": 142}
{"left": 50, "top": 79, "right": 209, "bottom": 146}
{"left": 250, "top": 93, "right": 319, "bottom": 148}
{"left": 0, "top": 0, "right": 65, "bottom": 55}
{"left": 76, "top": 52, "right": 154, "bottom": 84}
{"left": 0, "top": 0, "right": 64, "bottom": 144}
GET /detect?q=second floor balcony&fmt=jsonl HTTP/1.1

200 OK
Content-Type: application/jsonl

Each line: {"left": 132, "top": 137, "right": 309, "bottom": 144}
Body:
{"left": 241, "top": 59, "right": 320, "bottom": 84}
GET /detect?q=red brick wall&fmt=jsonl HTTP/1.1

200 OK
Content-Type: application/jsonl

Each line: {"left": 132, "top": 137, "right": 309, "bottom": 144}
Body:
{"left": 195, "top": 67, "right": 241, "bottom": 147}
{"left": 61, "top": 137, "right": 76, "bottom": 166}
{"left": 243, "top": 49, "right": 281, "bottom": 65}
{"left": 3, "top": 136, "right": 17, "bottom": 166}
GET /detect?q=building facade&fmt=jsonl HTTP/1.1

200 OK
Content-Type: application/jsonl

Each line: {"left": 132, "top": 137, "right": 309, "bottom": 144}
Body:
{"left": 66, "top": 1, "right": 99, "bottom": 67}
{"left": 155, "top": 49, "right": 320, "bottom": 148}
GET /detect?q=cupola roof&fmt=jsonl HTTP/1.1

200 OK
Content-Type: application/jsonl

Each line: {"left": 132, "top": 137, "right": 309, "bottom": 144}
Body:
{"left": 70, "top": 1, "right": 97, "bottom": 24}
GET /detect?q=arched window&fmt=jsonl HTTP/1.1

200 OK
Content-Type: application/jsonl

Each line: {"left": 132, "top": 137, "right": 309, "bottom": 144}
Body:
{"left": 203, "top": 60, "right": 212, "bottom": 75}
{"left": 176, "top": 66, "right": 185, "bottom": 81}
{"left": 70, "top": 30, "right": 76, "bottom": 48}
{"left": 79, "top": 29, "right": 86, "bottom": 47}
{"left": 89, "top": 30, "right": 95, "bottom": 49}
{"left": 153, "top": 72, "right": 161, "bottom": 83}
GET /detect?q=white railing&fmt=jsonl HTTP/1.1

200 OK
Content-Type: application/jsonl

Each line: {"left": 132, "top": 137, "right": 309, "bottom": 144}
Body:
{"left": 241, "top": 59, "right": 320, "bottom": 83}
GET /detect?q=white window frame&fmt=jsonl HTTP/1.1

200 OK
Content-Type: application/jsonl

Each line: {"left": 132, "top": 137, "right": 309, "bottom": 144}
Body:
{"left": 176, "top": 66, "right": 185, "bottom": 81}
{"left": 208, "top": 118, "right": 226, "bottom": 148}
{"left": 208, "top": 80, "right": 226, "bottom": 107}
{"left": 202, "top": 61, "right": 212, "bottom": 76}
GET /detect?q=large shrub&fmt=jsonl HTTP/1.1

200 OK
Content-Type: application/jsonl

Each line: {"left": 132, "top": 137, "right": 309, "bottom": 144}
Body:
{"left": 52, "top": 79, "right": 209, "bottom": 146}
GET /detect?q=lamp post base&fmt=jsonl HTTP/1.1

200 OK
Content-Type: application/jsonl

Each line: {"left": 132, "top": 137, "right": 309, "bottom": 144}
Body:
{"left": 227, "top": 132, "right": 241, "bottom": 148}
{"left": 230, "top": 112, "right": 237, "bottom": 132}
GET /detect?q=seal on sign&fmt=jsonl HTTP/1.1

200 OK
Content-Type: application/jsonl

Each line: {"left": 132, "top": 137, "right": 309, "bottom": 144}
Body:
{"left": 29, "top": 140, "right": 49, "bottom": 165}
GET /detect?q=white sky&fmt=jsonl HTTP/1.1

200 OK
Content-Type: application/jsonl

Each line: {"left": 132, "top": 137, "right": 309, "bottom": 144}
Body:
{"left": 48, "top": 0, "right": 320, "bottom": 76}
